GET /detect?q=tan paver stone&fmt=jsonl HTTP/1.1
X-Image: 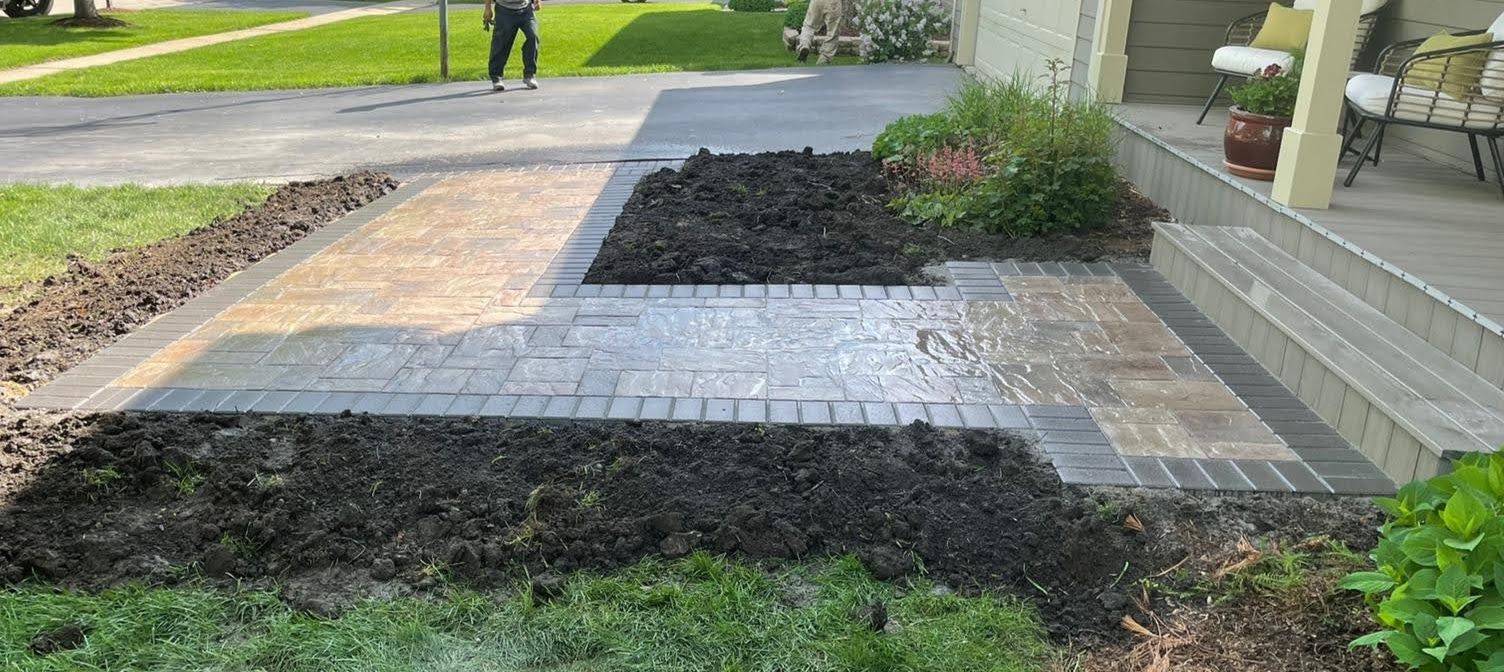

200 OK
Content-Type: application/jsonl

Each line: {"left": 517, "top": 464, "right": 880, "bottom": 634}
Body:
{"left": 1099, "top": 322, "right": 1191, "bottom": 356}
{"left": 1099, "top": 420, "right": 1206, "bottom": 458}
{"left": 1089, "top": 406, "right": 1178, "bottom": 425}
{"left": 1109, "top": 380, "right": 1246, "bottom": 411}
{"left": 1200, "top": 442, "right": 1300, "bottom": 461}
{"left": 988, "top": 363, "right": 1124, "bottom": 406}
{"left": 1163, "top": 355, "right": 1219, "bottom": 381}
{"left": 1173, "top": 410, "right": 1284, "bottom": 445}
{"left": 383, "top": 368, "right": 473, "bottom": 394}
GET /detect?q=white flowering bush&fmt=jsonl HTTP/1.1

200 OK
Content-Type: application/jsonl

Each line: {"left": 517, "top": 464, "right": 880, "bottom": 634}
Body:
{"left": 852, "top": 0, "right": 948, "bottom": 63}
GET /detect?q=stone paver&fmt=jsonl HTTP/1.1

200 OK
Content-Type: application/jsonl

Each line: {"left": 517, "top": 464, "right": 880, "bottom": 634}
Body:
{"left": 20, "top": 164, "right": 1393, "bottom": 495}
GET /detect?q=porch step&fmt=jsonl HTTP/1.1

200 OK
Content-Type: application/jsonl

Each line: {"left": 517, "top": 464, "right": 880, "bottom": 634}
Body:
{"left": 1152, "top": 223, "right": 1504, "bottom": 483}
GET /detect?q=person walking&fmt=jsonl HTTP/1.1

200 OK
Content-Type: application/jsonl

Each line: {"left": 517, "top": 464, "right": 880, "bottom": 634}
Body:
{"left": 797, "top": 0, "right": 844, "bottom": 64}
{"left": 484, "top": 0, "right": 541, "bottom": 91}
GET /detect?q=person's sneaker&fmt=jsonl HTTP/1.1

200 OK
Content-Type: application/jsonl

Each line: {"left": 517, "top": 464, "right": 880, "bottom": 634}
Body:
{"left": 523, "top": 76, "right": 539, "bottom": 90}
{"left": 492, "top": 79, "right": 506, "bottom": 91}
{"left": 797, "top": 46, "right": 810, "bottom": 62}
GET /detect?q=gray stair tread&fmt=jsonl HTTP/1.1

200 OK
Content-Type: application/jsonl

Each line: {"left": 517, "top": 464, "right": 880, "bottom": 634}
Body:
{"left": 1157, "top": 223, "right": 1504, "bottom": 456}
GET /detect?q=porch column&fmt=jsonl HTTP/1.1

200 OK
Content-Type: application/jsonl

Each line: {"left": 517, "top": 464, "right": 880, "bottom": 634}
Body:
{"left": 1270, "top": 0, "right": 1361, "bottom": 209}
{"left": 953, "top": 0, "right": 980, "bottom": 66}
{"left": 1087, "top": 0, "right": 1132, "bottom": 103}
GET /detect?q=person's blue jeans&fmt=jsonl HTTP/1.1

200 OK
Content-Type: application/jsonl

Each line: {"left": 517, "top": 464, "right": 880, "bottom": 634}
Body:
{"left": 488, "top": 6, "right": 539, "bottom": 81}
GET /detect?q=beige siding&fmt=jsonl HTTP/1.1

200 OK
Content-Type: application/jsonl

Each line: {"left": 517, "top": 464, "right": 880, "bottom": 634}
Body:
{"left": 1121, "top": 0, "right": 1267, "bottom": 105}
{"left": 1367, "top": 0, "right": 1504, "bottom": 170}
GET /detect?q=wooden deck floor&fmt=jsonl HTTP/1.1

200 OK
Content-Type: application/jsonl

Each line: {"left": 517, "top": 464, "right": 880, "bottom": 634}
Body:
{"left": 1116, "top": 103, "right": 1504, "bottom": 329}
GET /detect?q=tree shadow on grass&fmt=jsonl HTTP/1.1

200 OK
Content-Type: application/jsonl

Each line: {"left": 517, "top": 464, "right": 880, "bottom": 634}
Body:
{"left": 580, "top": 9, "right": 791, "bottom": 72}
{"left": 0, "top": 15, "right": 138, "bottom": 49}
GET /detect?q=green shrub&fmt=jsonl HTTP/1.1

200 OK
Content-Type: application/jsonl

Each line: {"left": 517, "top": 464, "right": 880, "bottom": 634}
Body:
{"left": 871, "top": 112, "right": 958, "bottom": 165}
{"left": 1342, "top": 451, "right": 1504, "bottom": 672}
{"left": 729, "top": 0, "right": 775, "bottom": 12}
{"left": 1229, "top": 50, "right": 1303, "bottom": 117}
{"left": 881, "top": 61, "right": 1119, "bottom": 237}
{"left": 783, "top": 0, "right": 806, "bottom": 29}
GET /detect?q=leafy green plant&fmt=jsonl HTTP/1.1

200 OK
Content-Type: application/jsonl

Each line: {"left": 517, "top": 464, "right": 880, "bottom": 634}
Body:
{"left": 1229, "top": 51, "right": 1304, "bottom": 118}
{"left": 1342, "top": 452, "right": 1504, "bottom": 672}
{"left": 882, "top": 61, "right": 1118, "bottom": 236}
{"left": 783, "top": 0, "right": 806, "bottom": 29}
{"left": 871, "top": 112, "right": 959, "bottom": 165}
{"left": 728, "top": 0, "right": 775, "bottom": 12}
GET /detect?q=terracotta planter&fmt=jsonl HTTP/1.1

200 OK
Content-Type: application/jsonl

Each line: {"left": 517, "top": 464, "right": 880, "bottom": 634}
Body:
{"left": 1223, "top": 106, "right": 1293, "bottom": 181}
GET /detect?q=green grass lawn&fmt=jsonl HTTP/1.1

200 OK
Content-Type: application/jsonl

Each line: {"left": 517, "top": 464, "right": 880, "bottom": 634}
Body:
{"left": 0, "top": 555, "right": 1056, "bottom": 671}
{"left": 0, "top": 4, "right": 850, "bottom": 97}
{"left": 0, "top": 183, "right": 273, "bottom": 295}
{"left": 0, "top": 9, "right": 307, "bottom": 71}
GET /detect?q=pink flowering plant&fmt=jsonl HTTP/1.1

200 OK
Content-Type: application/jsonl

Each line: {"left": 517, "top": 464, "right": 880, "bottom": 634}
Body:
{"left": 877, "top": 60, "right": 1119, "bottom": 236}
{"left": 852, "top": 0, "right": 948, "bottom": 63}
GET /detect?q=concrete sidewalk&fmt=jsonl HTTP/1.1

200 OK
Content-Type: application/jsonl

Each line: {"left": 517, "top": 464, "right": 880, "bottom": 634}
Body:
{"left": 0, "top": 0, "right": 428, "bottom": 86}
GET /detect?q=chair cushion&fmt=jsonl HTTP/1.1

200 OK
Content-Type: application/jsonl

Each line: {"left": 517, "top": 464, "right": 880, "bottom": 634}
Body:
{"left": 1347, "top": 72, "right": 1504, "bottom": 129}
{"left": 1405, "top": 31, "right": 1495, "bottom": 101}
{"left": 1213, "top": 45, "right": 1296, "bottom": 77}
{"left": 1294, "top": 0, "right": 1389, "bottom": 14}
{"left": 1250, "top": 3, "right": 1314, "bottom": 52}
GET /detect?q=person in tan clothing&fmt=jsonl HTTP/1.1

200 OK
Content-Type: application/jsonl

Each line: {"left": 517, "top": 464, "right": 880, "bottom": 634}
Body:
{"left": 797, "top": 0, "right": 845, "bottom": 64}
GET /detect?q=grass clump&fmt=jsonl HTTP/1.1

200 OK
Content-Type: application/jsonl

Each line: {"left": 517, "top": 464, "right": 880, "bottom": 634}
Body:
{"left": 0, "top": 554, "right": 1056, "bottom": 671}
{"left": 0, "top": 9, "right": 305, "bottom": 70}
{"left": 0, "top": 182, "right": 272, "bottom": 298}
{"left": 0, "top": 5, "right": 850, "bottom": 97}
{"left": 874, "top": 60, "right": 1118, "bottom": 237}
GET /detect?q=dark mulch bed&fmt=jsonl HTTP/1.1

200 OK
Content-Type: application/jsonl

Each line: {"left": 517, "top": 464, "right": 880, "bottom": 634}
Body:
{"left": 583, "top": 150, "right": 1169, "bottom": 286}
{"left": 0, "top": 411, "right": 1379, "bottom": 652}
{"left": 0, "top": 173, "right": 398, "bottom": 401}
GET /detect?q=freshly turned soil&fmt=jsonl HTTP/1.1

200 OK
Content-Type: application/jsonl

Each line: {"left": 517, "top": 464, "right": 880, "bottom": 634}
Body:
{"left": 583, "top": 150, "right": 1169, "bottom": 286}
{"left": 0, "top": 173, "right": 398, "bottom": 400}
{"left": 0, "top": 411, "right": 1379, "bottom": 651}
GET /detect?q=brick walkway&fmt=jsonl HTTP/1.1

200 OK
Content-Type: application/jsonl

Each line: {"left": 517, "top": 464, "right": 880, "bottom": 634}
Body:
{"left": 19, "top": 163, "right": 1394, "bottom": 495}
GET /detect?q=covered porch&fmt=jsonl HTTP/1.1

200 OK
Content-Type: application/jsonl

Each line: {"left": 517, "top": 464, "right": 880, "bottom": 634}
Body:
{"left": 1075, "top": 0, "right": 1504, "bottom": 484}
{"left": 1117, "top": 102, "right": 1504, "bottom": 332}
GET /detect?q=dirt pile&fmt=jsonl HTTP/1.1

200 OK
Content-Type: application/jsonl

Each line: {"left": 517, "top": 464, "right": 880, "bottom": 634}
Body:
{"left": 0, "top": 173, "right": 398, "bottom": 398}
{"left": 583, "top": 150, "right": 1168, "bottom": 286}
{"left": 0, "top": 413, "right": 1383, "bottom": 647}
{"left": 0, "top": 414, "right": 1146, "bottom": 640}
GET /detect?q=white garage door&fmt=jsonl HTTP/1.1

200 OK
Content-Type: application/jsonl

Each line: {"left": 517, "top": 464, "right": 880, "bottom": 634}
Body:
{"left": 973, "top": 0, "right": 1084, "bottom": 84}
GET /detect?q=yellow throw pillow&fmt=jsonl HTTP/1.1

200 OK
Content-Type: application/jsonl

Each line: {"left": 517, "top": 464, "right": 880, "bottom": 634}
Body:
{"left": 1250, "top": 3, "right": 1315, "bottom": 52}
{"left": 1405, "top": 31, "right": 1495, "bottom": 101}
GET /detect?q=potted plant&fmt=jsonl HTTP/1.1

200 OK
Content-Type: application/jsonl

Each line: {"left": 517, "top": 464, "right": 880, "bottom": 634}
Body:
{"left": 1224, "top": 58, "right": 1302, "bottom": 180}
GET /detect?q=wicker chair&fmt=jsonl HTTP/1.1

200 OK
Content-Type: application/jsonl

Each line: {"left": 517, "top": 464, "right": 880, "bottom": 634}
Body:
{"left": 1196, "top": 0, "right": 1388, "bottom": 125}
{"left": 1341, "top": 14, "right": 1504, "bottom": 195}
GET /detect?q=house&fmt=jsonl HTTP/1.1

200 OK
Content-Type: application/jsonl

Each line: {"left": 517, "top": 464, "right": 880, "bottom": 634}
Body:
{"left": 951, "top": 0, "right": 1504, "bottom": 484}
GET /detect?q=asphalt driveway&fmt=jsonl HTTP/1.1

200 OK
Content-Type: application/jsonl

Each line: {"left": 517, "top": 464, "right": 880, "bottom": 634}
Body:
{"left": 0, "top": 64, "right": 960, "bottom": 184}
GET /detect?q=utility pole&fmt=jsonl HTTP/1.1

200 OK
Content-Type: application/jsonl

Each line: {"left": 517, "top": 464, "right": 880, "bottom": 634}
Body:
{"left": 438, "top": 0, "right": 450, "bottom": 80}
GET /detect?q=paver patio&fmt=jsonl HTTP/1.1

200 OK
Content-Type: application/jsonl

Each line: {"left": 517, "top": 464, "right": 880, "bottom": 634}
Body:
{"left": 19, "top": 163, "right": 1395, "bottom": 495}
